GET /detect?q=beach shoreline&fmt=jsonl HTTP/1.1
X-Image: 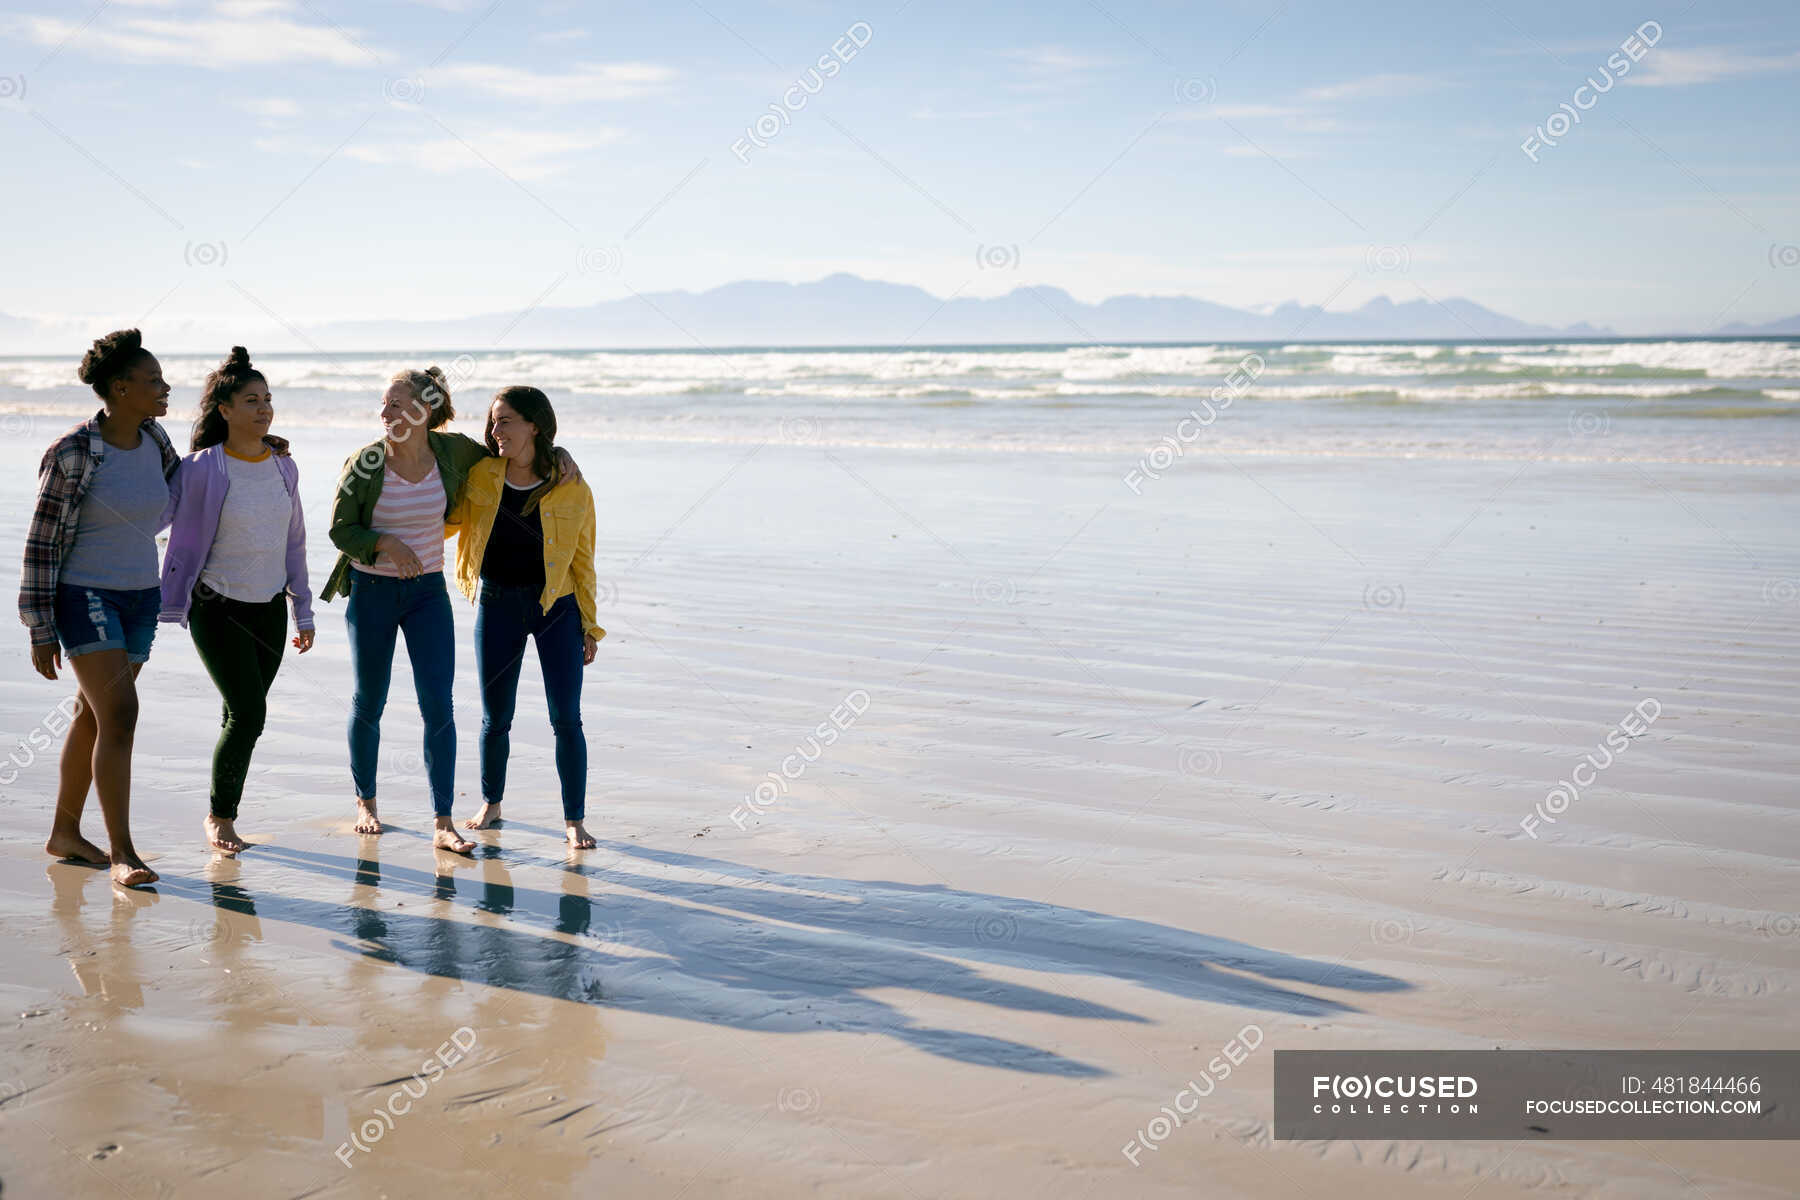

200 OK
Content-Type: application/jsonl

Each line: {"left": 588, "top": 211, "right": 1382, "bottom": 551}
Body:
{"left": 1, "top": 433, "right": 1796, "bottom": 1198}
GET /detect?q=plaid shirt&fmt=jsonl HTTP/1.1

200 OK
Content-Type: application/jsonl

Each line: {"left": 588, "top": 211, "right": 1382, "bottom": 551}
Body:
{"left": 18, "top": 410, "right": 179, "bottom": 646}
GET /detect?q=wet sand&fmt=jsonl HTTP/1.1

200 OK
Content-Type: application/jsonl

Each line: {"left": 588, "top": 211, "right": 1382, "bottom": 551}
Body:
{"left": 1, "top": 434, "right": 1797, "bottom": 1198}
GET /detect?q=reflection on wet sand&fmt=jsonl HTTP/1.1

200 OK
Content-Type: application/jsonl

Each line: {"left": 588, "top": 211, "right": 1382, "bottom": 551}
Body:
{"left": 141, "top": 837, "right": 1405, "bottom": 1078}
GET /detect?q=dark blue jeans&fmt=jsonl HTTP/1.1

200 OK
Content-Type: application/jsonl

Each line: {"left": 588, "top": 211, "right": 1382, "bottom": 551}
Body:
{"left": 475, "top": 584, "right": 587, "bottom": 821}
{"left": 345, "top": 571, "right": 456, "bottom": 816}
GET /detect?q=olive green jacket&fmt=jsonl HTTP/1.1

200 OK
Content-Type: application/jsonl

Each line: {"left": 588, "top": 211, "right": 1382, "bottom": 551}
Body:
{"left": 319, "top": 431, "right": 490, "bottom": 602}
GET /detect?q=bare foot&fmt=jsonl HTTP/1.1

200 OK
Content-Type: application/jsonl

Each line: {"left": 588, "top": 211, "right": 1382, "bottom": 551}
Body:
{"left": 565, "top": 820, "right": 596, "bottom": 850}
{"left": 463, "top": 802, "right": 502, "bottom": 830}
{"left": 45, "top": 830, "right": 109, "bottom": 865}
{"left": 354, "top": 798, "right": 383, "bottom": 835}
{"left": 204, "top": 816, "right": 246, "bottom": 854}
{"left": 111, "top": 856, "right": 158, "bottom": 889}
{"left": 433, "top": 820, "right": 474, "bottom": 856}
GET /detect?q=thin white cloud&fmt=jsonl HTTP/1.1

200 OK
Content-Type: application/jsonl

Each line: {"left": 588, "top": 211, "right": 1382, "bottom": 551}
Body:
{"left": 1303, "top": 72, "right": 1440, "bottom": 101}
{"left": 344, "top": 127, "right": 622, "bottom": 179}
{"left": 1000, "top": 46, "right": 1118, "bottom": 73}
{"left": 1206, "top": 103, "right": 1305, "bottom": 119}
{"left": 535, "top": 29, "right": 591, "bottom": 44}
{"left": 430, "top": 61, "right": 675, "bottom": 103}
{"left": 241, "top": 97, "right": 301, "bottom": 120}
{"left": 997, "top": 44, "right": 1119, "bottom": 93}
{"left": 8, "top": 3, "right": 377, "bottom": 67}
{"left": 1625, "top": 46, "right": 1800, "bottom": 87}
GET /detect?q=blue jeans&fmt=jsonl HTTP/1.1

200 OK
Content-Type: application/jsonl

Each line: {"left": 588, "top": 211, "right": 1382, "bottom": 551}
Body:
{"left": 345, "top": 571, "right": 456, "bottom": 816}
{"left": 475, "top": 584, "right": 587, "bottom": 821}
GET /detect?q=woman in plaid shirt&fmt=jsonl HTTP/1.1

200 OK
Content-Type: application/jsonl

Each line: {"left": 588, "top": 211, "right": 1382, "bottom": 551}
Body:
{"left": 19, "top": 329, "right": 177, "bottom": 888}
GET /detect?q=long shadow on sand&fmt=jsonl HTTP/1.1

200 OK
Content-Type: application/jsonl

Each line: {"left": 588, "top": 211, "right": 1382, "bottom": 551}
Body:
{"left": 154, "top": 838, "right": 1407, "bottom": 1078}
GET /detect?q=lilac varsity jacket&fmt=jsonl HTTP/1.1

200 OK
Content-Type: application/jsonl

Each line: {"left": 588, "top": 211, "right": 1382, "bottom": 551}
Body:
{"left": 158, "top": 445, "right": 314, "bottom": 630}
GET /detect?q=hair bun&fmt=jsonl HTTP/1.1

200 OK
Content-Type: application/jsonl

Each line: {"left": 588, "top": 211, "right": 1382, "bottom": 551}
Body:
{"left": 425, "top": 365, "right": 447, "bottom": 384}
{"left": 78, "top": 327, "right": 143, "bottom": 386}
{"left": 224, "top": 345, "right": 253, "bottom": 371}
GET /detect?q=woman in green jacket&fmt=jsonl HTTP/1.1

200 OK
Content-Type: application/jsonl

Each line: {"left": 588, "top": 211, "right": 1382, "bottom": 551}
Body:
{"left": 324, "top": 367, "right": 576, "bottom": 854}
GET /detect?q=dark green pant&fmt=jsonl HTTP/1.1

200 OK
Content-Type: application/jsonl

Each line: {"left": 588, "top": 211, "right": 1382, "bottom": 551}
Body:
{"left": 189, "top": 590, "right": 288, "bottom": 819}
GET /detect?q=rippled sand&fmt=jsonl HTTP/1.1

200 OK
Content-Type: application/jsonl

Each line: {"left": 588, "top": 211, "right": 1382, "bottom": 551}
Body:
{"left": 1, "top": 433, "right": 1796, "bottom": 1197}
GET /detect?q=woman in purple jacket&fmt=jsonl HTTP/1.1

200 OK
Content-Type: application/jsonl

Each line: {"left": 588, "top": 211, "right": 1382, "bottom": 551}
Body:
{"left": 160, "top": 347, "right": 313, "bottom": 854}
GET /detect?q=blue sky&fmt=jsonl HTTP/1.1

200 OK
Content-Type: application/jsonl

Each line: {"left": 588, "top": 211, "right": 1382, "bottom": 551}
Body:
{"left": 3, "top": 0, "right": 1798, "bottom": 334}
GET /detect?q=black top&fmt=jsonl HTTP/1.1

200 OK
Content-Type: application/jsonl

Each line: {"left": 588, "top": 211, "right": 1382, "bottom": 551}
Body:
{"left": 479, "top": 478, "right": 547, "bottom": 589}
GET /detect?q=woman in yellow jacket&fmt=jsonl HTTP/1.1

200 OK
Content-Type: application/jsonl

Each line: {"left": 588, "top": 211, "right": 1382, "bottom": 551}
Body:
{"left": 450, "top": 386, "right": 604, "bottom": 849}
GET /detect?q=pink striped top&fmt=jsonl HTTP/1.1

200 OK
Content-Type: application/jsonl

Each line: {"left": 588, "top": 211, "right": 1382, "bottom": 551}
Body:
{"left": 354, "top": 461, "right": 447, "bottom": 577}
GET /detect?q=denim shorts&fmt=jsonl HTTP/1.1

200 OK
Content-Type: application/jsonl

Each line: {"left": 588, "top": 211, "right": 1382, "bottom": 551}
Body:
{"left": 55, "top": 583, "right": 160, "bottom": 663}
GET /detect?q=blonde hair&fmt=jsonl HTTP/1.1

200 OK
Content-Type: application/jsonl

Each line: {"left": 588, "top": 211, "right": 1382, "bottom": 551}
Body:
{"left": 390, "top": 365, "right": 454, "bottom": 429}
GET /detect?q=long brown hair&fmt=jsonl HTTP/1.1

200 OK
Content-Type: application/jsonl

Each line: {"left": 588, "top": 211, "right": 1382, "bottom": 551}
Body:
{"left": 192, "top": 345, "right": 266, "bottom": 451}
{"left": 485, "top": 386, "right": 560, "bottom": 499}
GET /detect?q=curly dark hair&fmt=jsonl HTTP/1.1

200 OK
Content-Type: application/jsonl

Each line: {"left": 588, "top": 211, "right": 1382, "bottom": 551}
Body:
{"left": 486, "top": 385, "right": 560, "bottom": 489}
{"left": 77, "top": 328, "right": 152, "bottom": 401}
{"left": 191, "top": 346, "right": 267, "bottom": 451}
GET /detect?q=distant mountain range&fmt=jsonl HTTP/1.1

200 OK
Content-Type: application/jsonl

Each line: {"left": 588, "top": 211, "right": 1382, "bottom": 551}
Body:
{"left": 1715, "top": 313, "right": 1800, "bottom": 336}
{"left": 3, "top": 272, "right": 1796, "bottom": 354}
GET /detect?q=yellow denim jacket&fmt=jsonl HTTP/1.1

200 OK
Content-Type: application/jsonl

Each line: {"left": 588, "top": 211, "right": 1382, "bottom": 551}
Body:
{"left": 448, "top": 457, "right": 605, "bottom": 641}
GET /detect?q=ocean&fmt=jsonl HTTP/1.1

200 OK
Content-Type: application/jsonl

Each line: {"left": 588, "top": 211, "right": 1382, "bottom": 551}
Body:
{"left": 2, "top": 337, "right": 1796, "bottom": 465}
